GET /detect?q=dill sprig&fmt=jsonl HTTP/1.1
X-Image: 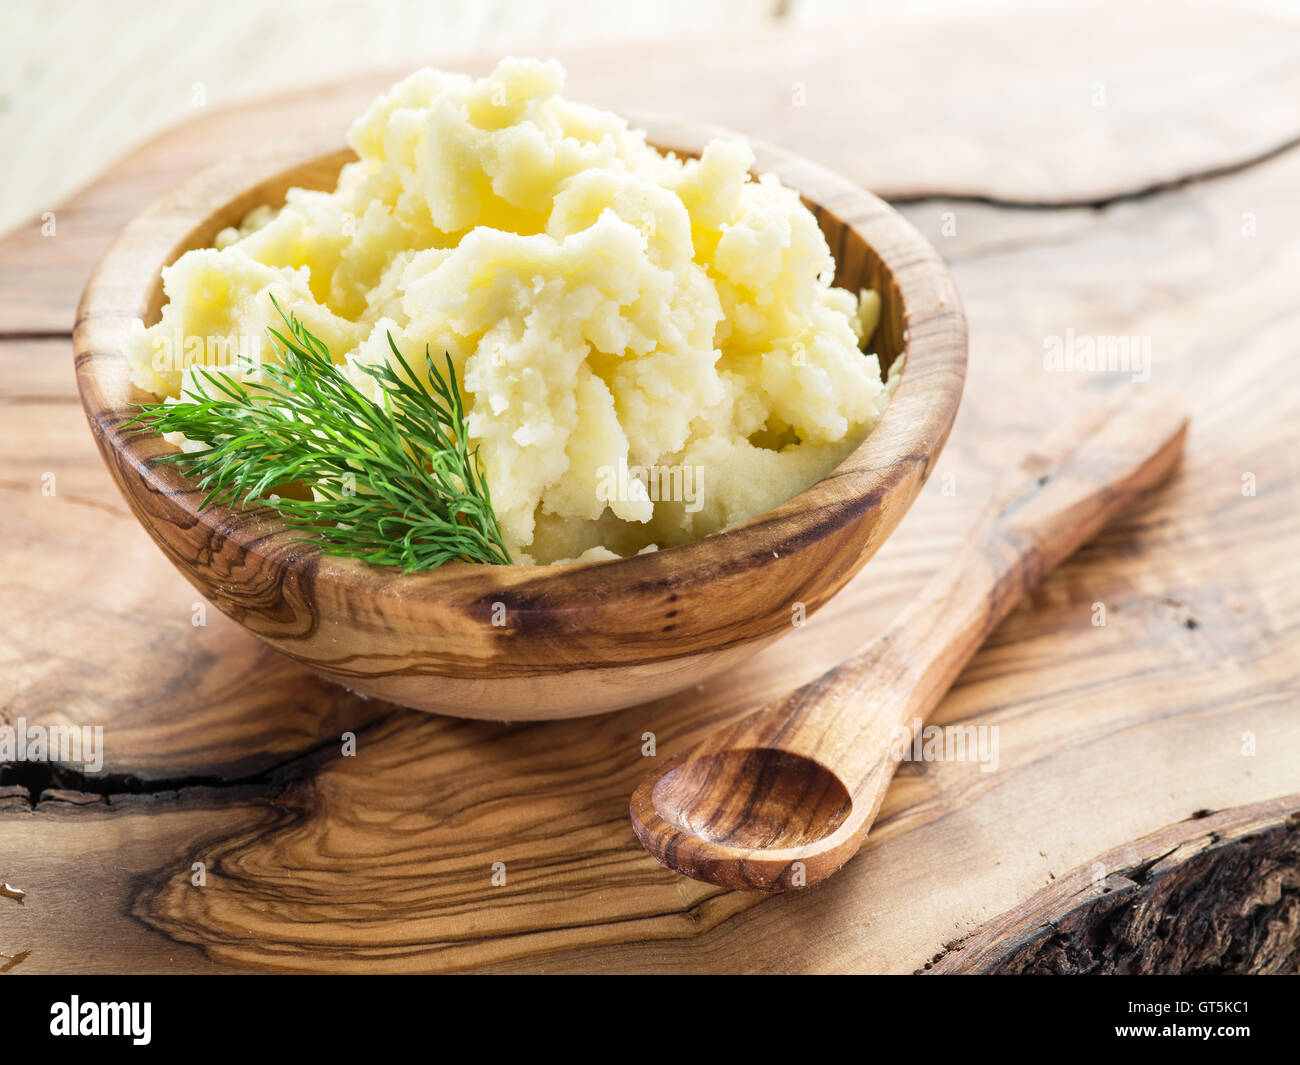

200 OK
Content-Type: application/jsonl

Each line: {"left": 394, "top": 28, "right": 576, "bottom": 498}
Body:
{"left": 130, "top": 299, "right": 512, "bottom": 569}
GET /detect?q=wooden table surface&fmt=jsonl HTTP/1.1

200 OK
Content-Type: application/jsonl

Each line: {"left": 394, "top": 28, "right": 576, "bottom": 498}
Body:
{"left": 2, "top": 1, "right": 1298, "bottom": 974}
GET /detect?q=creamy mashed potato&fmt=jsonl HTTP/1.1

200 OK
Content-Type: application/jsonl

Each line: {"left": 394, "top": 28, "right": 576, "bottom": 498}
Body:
{"left": 128, "top": 58, "right": 897, "bottom": 564}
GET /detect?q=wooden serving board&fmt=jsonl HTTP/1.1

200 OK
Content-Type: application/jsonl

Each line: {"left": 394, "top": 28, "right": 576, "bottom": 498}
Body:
{"left": 2, "top": 2, "right": 1299, "bottom": 974}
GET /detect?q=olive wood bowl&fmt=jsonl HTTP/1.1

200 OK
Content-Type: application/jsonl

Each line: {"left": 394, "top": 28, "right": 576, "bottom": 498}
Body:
{"left": 74, "top": 119, "right": 966, "bottom": 720}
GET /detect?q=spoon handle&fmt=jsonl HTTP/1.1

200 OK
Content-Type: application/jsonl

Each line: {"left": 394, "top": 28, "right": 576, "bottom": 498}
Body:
{"left": 632, "top": 387, "right": 1188, "bottom": 890}
{"left": 826, "top": 385, "right": 1191, "bottom": 780}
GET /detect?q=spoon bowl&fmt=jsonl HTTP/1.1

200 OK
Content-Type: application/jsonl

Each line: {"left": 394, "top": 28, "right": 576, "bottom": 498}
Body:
{"left": 652, "top": 748, "right": 853, "bottom": 849}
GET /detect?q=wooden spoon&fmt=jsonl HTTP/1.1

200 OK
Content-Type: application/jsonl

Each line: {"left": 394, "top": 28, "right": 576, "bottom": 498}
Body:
{"left": 630, "top": 387, "right": 1189, "bottom": 892}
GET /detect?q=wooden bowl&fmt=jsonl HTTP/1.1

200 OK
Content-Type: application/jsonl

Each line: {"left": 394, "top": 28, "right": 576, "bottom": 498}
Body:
{"left": 73, "top": 121, "right": 966, "bottom": 720}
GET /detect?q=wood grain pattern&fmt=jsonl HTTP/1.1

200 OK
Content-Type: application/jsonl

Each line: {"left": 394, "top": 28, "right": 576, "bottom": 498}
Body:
{"left": 3, "top": 10, "right": 1299, "bottom": 974}
{"left": 72, "top": 125, "right": 966, "bottom": 719}
{"left": 632, "top": 389, "right": 1188, "bottom": 891}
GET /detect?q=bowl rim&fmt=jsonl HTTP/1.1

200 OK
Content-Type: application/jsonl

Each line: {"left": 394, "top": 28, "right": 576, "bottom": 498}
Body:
{"left": 74, "top": 117, "right": 967, "bottom": 610}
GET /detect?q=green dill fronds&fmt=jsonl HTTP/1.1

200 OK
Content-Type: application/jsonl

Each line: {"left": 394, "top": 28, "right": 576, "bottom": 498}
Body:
{"left": 130, "top": 299, "right": 511, "bottom": 570}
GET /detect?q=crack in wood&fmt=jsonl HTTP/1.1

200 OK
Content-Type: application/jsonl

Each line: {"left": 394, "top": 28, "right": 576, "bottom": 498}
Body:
{"left": 891, "top": 128, "right": 1300, "bottom": 211}
{"left": 0, "top": 713, "right": 397, "bottom": 809}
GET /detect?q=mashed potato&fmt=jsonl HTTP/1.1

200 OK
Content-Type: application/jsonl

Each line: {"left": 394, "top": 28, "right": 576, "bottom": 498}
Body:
{"left": 128, "top": 58, "right": 897, "bottom": 564}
